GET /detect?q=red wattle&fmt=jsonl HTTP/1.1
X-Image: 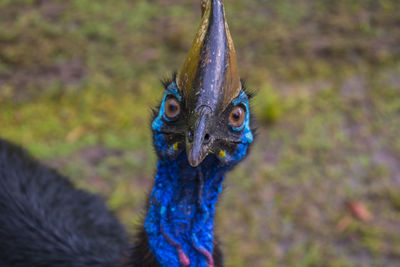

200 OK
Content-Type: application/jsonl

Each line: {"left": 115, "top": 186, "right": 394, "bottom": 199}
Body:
{"left": 178, "top": 248, "right": 190, "bottom": 267}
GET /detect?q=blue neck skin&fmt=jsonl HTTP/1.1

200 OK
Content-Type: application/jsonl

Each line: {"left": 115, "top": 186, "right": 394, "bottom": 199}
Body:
{"left": 145, "top": 152, "right": 228, "bottom": 267}
{"left": 145, "top": 139, "right": 250, "bottom": 267}
{"left": 146, "top": 84, "right": 252, "bottom": 267}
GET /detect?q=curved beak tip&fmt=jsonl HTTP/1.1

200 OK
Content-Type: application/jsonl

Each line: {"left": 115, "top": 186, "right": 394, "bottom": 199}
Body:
{"left": 187, "top": 149, "right": 202, "bottom": 168}
{"left": 188, "top": 159, "right": 200, "bottom": 168}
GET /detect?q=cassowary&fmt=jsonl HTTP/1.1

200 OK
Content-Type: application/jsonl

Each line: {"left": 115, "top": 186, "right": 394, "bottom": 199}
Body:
{"left": 0, "top": 1, "right": 254, "bottom": 266}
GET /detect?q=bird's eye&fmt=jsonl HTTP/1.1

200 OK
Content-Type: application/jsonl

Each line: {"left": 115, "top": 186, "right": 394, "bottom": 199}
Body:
{"left": 164, "top": 97, "right": 181, "bottom": 120}
{"left": 229, "top": 106, "right": 245, "bottom": 128}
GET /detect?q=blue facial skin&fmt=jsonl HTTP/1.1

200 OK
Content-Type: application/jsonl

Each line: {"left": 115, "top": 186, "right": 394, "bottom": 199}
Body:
{"left": 146, "top": 82, "right": 253, "bottom": 267}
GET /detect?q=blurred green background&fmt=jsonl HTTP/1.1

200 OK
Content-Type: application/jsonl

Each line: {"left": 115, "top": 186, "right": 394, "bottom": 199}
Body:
{"left": 1, "top": 0, "right": 400, "bottom": 266}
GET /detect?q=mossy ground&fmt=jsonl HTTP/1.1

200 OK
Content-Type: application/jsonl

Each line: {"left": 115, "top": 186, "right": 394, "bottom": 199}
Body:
{"left": 1, "top": 0, "right": 400, "bottom": 266}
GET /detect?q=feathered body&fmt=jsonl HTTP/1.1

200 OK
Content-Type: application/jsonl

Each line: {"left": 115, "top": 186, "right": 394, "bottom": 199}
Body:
{"left": 0, "top": 139, "right": 129, "bottom": 267}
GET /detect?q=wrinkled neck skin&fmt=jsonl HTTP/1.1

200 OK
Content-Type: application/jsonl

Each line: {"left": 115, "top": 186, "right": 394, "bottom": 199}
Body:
{"left": 145, "top": 138, "right": 249, "bottom": 267}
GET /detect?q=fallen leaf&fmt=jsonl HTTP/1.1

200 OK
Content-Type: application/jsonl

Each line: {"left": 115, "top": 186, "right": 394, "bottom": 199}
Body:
{"left": 347, "top": 201, "right": 373, "bottom": 222}
{"left": 66, "top": 126, "right": 84, "bottom": 143}
{"left": 337, "top": 216, "right": 352, "bottom": 232}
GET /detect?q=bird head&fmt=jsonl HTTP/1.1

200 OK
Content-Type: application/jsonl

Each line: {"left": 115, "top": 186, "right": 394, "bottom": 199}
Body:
{"left": 152, "top": 0, "right": 253, "bottom": 168}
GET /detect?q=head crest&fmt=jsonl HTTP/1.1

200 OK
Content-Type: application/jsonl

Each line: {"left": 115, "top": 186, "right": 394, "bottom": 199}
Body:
{"left": 177, "top": 0, "right": 241, "bottom": 113}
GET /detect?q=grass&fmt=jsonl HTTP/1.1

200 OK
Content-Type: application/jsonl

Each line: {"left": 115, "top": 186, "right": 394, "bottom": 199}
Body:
{"left": 1, "top": 0, "right": 400, "bottom": 266}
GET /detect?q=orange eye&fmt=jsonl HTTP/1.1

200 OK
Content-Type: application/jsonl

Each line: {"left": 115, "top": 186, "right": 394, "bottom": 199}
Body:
{"left": 229, "top": 106, "right": 245, "bottom": 128}
{"left": 164, "top": 97, "right": 181, "bottom": 120}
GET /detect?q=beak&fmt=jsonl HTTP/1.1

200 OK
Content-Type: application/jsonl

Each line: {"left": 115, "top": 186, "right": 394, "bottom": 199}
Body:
{"left": 180, "top": 0, "right": 242, "bottom": 167}
{"left": 186, "top": 106, "right": 212, "bottom": 167}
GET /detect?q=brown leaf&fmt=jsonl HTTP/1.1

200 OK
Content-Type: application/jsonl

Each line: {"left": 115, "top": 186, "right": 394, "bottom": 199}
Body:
{"left": 66, "top": 126, "right": 84, "bottom": 143}
{"left": 347, "top": 201, "right": 373, "bottom": 222}
{"left": 337, "top": 216, "right": 352, "bottom": 232}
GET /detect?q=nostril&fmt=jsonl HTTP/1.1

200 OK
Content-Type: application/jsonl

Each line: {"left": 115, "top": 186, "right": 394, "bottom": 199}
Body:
{"left": 187, "top": 130, "right": 194, "bottom": 143}
{"left": 203, "top": 133, "right": 210, "bottom": 144}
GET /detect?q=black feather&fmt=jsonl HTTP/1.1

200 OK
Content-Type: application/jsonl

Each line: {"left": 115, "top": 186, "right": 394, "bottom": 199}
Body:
{"left": 0, "top": 138, "right": 130, "bottom": 267}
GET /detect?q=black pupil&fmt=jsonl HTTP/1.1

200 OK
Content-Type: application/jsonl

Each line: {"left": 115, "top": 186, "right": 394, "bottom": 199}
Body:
{"left": 233, "top": 111, "right": 240, "bottom": 120}
{"left": 169, "top": 104, "right": 177, "bottom": 112}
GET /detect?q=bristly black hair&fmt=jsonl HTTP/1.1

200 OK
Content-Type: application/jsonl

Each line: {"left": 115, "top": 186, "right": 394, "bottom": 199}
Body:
{"left": 240, "top": 79, "right": 258, "bottom": 146}
{"left": 241, "top": 79, "right": 256, "bottom": 99}
{"left": 155, "top": 74, "right": 258, "bottom": 137}
{"left": 150, "top": 72, "right": 179, "bottom": 127}
{"left": 162, "top": 74, "right": 255, "bottom": 99}
{"left": 150, "top": 106, "right": 159, "bottom": 122}
{"left": 160, "top": 72, "right": 177, "bottom": 89}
